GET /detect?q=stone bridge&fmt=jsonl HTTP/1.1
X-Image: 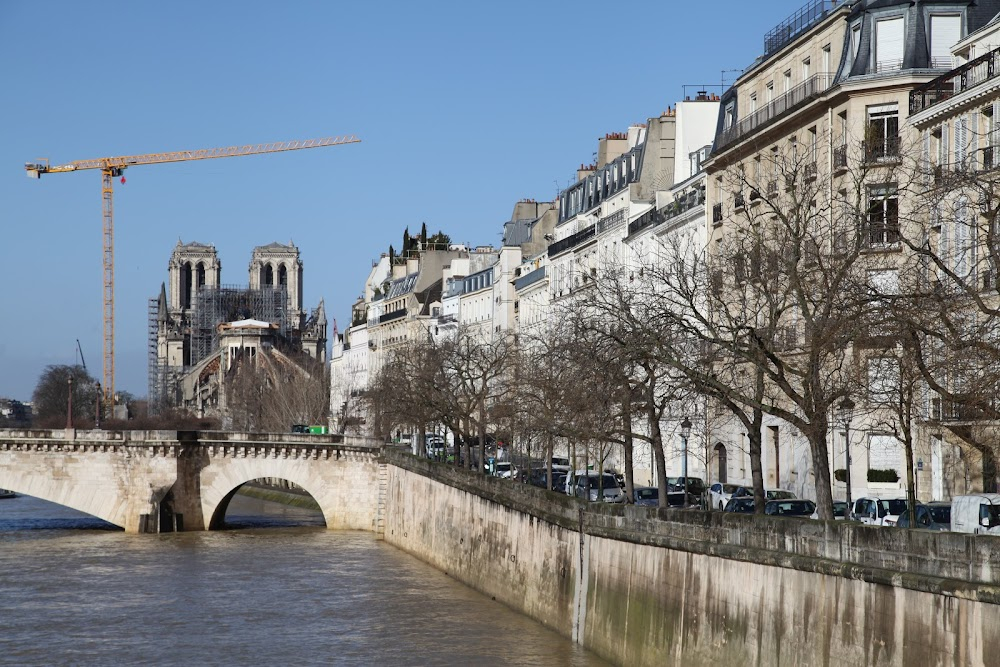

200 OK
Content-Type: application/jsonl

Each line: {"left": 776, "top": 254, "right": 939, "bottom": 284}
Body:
{"left": 0, "top": 429, "right": 386, "bottom": 533}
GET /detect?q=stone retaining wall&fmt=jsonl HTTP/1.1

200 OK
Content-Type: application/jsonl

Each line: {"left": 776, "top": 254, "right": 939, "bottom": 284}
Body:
{"left": 384, "top": 450, "right": 1000, "bottom": 666}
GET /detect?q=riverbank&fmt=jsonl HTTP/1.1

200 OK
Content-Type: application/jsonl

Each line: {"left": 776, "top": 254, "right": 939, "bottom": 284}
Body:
{"left": 237, "top": 482, "right": 321, "bottom": 511}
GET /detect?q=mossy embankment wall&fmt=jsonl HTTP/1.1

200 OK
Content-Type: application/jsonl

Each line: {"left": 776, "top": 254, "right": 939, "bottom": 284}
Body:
{"left": 383, "top": 450, "right": 1000, "bottom": 666}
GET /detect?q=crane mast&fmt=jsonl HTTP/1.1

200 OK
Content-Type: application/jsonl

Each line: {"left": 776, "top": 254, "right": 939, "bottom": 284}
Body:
{"left": 26, "top": 135, "right": 360, "bottom": 408}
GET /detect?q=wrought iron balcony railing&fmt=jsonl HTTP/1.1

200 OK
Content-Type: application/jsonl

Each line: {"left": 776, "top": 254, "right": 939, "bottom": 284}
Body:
{"left": 716, "top": 73, "right": 834, "bottom": 151}
{"left": 910, "top": 45, "right": 1000, "bottom": 115}
{"left": 547, "top": 224, "right": 596, "bottom": 257}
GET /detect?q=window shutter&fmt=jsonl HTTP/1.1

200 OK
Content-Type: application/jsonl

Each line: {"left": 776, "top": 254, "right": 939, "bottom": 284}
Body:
{"left": 971, "top": 115, "right": 979, "bottom": 171}
{"left": 993, "top": 102, "right": 1000, "bottom": 147}
{"left": 956, "top": 116, "right": 967, "bottom": 168}
{"left": 942, "top": 122, "right": 950, "bottom": 166}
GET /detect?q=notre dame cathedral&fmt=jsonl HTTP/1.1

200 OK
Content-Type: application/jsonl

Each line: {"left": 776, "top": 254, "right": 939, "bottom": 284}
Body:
{"left": 149, "top": 240, "right": 327, "bottom": 418}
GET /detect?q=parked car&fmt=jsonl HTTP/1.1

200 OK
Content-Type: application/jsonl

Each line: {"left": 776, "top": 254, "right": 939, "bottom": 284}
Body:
{"left": 730, "top": 487, "right": 796, "bottom": 502}
{"left": 895, "top": 502, "right": 951, "bottom": 530}
{"left": 853, "top": 497, "right": 908, "bottom": 526}
{"left": 709, "top": 483, "right": 741, "bottom": 510}
{"left": 810, "top": 501, "right": 849, "bottom": 520}
{"left": 574, "top": 472, "right": 625, "bottom": 503}
{"left": 764, "top": 499, "right": 816, "bottom": 517}
{"left": 633, "top": 487, "right": 659, "bottom": 506}
{"left": 950, "top": 494, "right": 1000, "bottom": 534}
{"left": 723, "top": 497, "right": 755, "bottom": 513}
{"left": 492, "top": 462, "right": 518, "bottom": 479}
{"left": 667, "top": 476, "right": 705, "bottom": 497}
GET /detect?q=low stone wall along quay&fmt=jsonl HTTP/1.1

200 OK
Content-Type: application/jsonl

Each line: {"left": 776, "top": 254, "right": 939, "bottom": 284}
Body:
{"left": 382, "top": 450, "right": 1000, "bottom": 667}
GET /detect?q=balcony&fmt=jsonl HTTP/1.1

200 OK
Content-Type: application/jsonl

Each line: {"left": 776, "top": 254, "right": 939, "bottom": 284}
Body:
{"left": 547, "top": 224, "right": 596, "bottom": 257}
{"left": 379, "top": 308, "right": 406, "bottom": 324}
{"left": 627, "top": 188, "right": 706, "bottom": 236}
{"left": 867, "top": 224, "right": 900, "bottom": 247}
{"left": 910, "top": 45, "right": 1000, "bottom": 115}
{"left": 716, "top": 73, "right": 834, "bottom": 151}
{"left": 833, "top": 145, "right": 847, "bottom": 170}
{"left": 864, "top": 136, "right": 900, "bottom": 163}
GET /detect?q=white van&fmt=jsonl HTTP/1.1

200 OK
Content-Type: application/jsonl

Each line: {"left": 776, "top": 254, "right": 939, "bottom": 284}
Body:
{"left": 950, "top": 494, "right": 1000, "bottom": 535}
{"left": 852, "top": 496, "right": 909, "bottom": 526}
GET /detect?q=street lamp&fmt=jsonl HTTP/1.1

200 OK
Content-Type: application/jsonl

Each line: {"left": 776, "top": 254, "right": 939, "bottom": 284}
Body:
{"left": 680, "top": 417, "right": 692, "bottom": 506}
{"left": 95, "top": 382, "right": 102, "bottom": 429}
{"left": 66, "top": 376, "right": 74, "bottom": 429}
{"left": 838, "top": 397, "right": 855, "bottom": 520}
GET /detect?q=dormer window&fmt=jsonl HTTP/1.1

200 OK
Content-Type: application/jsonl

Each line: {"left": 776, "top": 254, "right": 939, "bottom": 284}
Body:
{"left": 930, "top": 14, "right": 961, "bottom": 69}
{"left": 875, "top": 16, "right": 905, "bottom": 72}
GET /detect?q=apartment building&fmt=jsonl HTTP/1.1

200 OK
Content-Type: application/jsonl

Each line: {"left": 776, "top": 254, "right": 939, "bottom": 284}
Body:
{"left": 704, "top": 0, "right": 1000, "bottom": 501}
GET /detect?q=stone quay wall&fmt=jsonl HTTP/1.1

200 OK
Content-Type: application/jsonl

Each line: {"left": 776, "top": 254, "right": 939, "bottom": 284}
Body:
{"left": 383, "top": 449, "right": 1000, "bottom": 667}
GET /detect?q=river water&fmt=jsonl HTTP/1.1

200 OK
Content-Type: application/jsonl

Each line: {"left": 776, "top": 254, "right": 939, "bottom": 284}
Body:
{"left": 0, "top": 493, "right": 607, "bottom": 666}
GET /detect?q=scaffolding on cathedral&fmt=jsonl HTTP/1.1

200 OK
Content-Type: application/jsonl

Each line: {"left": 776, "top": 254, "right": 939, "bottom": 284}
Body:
{"left": 146, "top": 284, "right": 290, "bottom": 415}
{"left": 190, "top": 284, "right": 290, "bottom": 365}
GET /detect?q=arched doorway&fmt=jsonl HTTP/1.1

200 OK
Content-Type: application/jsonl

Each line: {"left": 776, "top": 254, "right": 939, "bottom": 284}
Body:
{"left": 714, "top": 443, "right": 728, "bottom": 483}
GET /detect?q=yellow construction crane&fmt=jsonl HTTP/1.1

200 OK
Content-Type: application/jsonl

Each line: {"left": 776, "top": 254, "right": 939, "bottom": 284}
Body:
{"left": 25, "top": 135, "right": 361, "bottom": 408}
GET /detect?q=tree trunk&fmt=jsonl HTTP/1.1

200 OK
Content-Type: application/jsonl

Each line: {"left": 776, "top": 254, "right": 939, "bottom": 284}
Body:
{"left": 648, "top": 408, "right": 668, "bottom": 508}
{"left": 750, "top": 409, "right": 766, "bottom": 515}
{"left": 805, "top": 420, "right": 835, "bottom": 520}
{"left": 904, "top": 429, "right": 917, "bottom": 527}
{"left": 622, "top": 392, "right": 635, "bottom": 503}
{"left": 478, "top": 401, "right": 487, "bottom": 476}
{"left": 546, "top": 433, "right": 554, "bottom": 491}
{"left": 417, "top": 424, "right": 427, "bottom": 459}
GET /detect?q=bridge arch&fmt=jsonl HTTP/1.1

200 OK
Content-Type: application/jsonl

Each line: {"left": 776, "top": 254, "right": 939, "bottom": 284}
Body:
{"left": 206, "top": 478, "right": 326, "bottom": 530}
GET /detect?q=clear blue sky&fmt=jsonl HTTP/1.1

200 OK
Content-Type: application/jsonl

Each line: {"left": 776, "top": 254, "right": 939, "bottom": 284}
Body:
{"left": 0, "top": 1, "right": 793, "bottom": 402}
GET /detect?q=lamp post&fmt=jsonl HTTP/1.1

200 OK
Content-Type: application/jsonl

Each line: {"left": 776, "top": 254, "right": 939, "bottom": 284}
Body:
{"left": 680, "top": 417, "right": 692, "bottom": 506}
{"left": 838, "top": 397, "right": 855, "bottom": 520}
{"left": 66, "top": 376, "right": 74, "bottom": 429}
{"left": 95, "top": 382, "right": 102, "bottom": 429}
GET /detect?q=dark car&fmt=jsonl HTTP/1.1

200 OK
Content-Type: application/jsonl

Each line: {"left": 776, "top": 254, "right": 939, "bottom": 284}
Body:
{"left": 667, "top": 476, "right": 705, "bottom": 497}
{"left": 723, "top": 497, "right": 755, "bottom": 513}
{"left": 764, "top": 499, "right": 816, "bottom": 517}
{"left": 633, "top": 487, "right": 659, "bottom": 507}
{"left": 896, "top": 502, "right": 951, "bottom": 530}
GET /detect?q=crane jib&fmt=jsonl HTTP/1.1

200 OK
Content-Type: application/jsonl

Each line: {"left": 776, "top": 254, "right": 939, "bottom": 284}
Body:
{"left": 24, "top": 135, "right": 360, "bottom": 174}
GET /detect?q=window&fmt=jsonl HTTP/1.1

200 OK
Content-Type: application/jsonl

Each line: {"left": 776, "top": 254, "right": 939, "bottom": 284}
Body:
{"left": 822, "top": 44, "right": 831, "bottom": 74}
{"left": 784, "top": 70, "right": 792, "bottom": 93}
{"left": 766, "top": 81, "right": 774, "bottom": 103}
{"left": 952, "top": 196, "right": 977, "bottom": 281}
{"left": 875, "top": 17, "right": 905, "bottom": 72}
{"left": 851, "top": 23, "right": 862, "bottom": 63}
{"left": 930, "top": 15, "right": 961, "bottom": 68}
{"left": 867, "top": 104, "right": 899, "bottom": 161}
{"left": 868, "top": 185, "right": 899, "bottom": 246}
{"left": 802, "top": 57, "right": 811, "bottom": 80}
{"left": 724, "top": 101, "right": 735, "bottom": 130}
{"left": 749, "top": 92, "right": 757, "bottom": 114}
{"left": 955, "top": 115, "right": 968, "bottom": 169}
